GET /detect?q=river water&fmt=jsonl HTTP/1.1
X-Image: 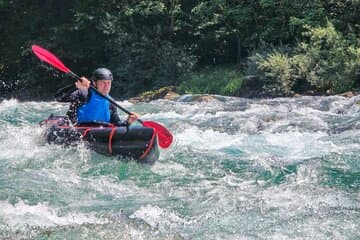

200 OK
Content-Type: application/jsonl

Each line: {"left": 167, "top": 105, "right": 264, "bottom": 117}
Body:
{"left": 0, "top": 95, "right": 359, "bottom": 239}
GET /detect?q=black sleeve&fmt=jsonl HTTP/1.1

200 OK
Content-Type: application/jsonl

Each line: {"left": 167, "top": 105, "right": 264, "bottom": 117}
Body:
{"left": 65, "top": 89, "right": 89, "bottom": 124}
{"left": 55, "top": 84, "right": 77, "bottom": 102}
{"left": 109, "top": 104, "right": 129, "bottom": 127}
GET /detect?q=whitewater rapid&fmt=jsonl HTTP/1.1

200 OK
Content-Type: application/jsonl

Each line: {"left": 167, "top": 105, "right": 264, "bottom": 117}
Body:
{"left": 0, "top": 95, "right": 359, "bottom": 239}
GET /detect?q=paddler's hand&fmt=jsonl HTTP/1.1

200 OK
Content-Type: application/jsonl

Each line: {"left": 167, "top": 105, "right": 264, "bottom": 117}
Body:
{"left": 126, "top": 112, "right": 139, "bottom": 125}
{"left": 75, "top": 77, "right": 91, "bottom": 90}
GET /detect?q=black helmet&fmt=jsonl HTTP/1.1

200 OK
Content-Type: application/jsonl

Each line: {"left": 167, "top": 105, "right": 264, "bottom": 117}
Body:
{"left": 91, "top": 68, "right": 113, "bottom": 81}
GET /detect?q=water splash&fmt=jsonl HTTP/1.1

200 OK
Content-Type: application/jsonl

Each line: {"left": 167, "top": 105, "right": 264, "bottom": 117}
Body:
{"left": 0, "top": 95, "right": 359, "bottom": 239}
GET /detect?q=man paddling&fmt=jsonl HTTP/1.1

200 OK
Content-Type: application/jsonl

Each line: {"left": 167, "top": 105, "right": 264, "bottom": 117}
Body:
{"left": 56, "top": 67, "right": 138, "bottom": 126}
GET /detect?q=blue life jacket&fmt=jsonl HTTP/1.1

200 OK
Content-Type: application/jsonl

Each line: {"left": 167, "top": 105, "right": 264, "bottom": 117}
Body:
{"left": 77, "top": 89, "right": 111, "bottom": 123}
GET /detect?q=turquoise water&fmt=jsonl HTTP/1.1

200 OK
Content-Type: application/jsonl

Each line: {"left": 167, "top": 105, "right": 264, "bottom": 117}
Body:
{"left": 0, "top": 95, "right": 359, "bottom": 239}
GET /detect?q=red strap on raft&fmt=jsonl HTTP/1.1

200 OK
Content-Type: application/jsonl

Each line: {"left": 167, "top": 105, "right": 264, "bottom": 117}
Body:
{"left": 79, "top": 123, "right": 116, "bottom": 155}
{"left": 82, "top": 128, "right": 92, "bottom": 138}
{"left": 139, "top": 129, "right": 157, "bottom": 160}
{"left": 108, "top": 127, "right": 117, "bottom": 154}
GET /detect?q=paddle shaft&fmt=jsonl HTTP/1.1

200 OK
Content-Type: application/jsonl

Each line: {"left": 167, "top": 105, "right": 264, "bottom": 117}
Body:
{"left": 67, "top": 71, "right": 144, "bottom": 124}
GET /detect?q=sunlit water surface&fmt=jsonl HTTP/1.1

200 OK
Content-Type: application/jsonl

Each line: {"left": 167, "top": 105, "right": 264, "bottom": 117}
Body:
{"left": 0, "top": 95, "right": 359, "bottom": 239}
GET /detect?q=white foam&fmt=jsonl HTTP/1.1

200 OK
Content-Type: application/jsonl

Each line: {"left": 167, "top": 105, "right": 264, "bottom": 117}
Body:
{"left": 176, "top": 126, "right": 244, "bottom": 150}
{"left": 0, "top": 200, "right": 107, "bottom": 230}
{"left": 0, "top": 98, "right": 20, "bottom": 108}
{"left": 0, "top": 125, "right": 46, "bottom": 162}
{"left": 130, "top": 204, "right": 187, "bottom": 231}
{"left": 151, "top": 162, "right": 188, "bottom": 176}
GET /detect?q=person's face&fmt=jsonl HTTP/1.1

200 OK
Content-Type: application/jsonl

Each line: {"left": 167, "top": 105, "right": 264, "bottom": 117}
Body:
{"left": 95, "top": 80, "right": 112, "bottom": 95}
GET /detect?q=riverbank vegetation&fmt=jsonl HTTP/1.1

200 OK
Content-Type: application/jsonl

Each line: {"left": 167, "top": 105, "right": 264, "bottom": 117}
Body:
{"left": 0, "top": 1, "right": 359, "bottom": 100}
{"left": 178, "top": 66, "right": 244, "bottom": 96}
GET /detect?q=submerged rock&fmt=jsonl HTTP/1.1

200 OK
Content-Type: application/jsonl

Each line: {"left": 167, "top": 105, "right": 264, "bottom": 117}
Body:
{"left": 189, "top": 95, "right": 216, "bottom": 102}
{"left": 178, "top": 94, "right": 227, "bottom": 102}
{"left": 163, "top": 90, "right": 180, "bottom": 100}
{"left": 129, "top": 86, "right": 179, "bottom": 103}
{"left": 340, "top": 91, "right": 354, "bottom": 98}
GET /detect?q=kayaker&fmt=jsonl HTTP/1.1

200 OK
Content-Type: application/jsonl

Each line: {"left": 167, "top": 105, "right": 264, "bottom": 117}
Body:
{"left": 56, "top": 67, "right": 138, "bottom": 126}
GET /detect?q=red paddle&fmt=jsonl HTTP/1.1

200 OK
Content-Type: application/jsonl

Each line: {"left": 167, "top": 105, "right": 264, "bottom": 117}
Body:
{"left": 32, "top": 45, "right": 173, "bottom": 148}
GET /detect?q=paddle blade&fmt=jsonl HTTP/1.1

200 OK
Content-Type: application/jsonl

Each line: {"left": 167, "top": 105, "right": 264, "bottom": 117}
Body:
{"left": 32, "top": 45, "right": 70, "bottom": 73}
{"left": 143, "top": 121, "right": 173, "bottom": 148}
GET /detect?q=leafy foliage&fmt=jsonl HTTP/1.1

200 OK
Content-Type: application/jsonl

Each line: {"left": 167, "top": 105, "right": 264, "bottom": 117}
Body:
{"left": 248, "top": 22, "right": 360, "bottom": 94}
{"left": 294, "top": 22, "right": 360, "bottom": 92}
{"left": 251, "top": 51, "right": 295, "bottom": 94}
{"left": 178, "top": 66, "right": 244, "bottom": 96}
{"left": 0, "top": 0, "right": 359, "bottom": 99}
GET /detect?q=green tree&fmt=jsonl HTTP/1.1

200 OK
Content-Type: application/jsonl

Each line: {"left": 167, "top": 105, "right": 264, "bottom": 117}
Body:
{"left": 0, "top": 0, "right": 359, "bottom": 99}
{"left": 0, "top": 0, "right": 76, "bottom": 99}
{"left": 294, "top": 22, "right": 360, "bottom": 92}
{"left": 69, "top": 0, "right": 196, "bottom": 96}
{"left": 190, "top": 0, "right": 256, "bottom": 64}
{"left": 249, "top": 22, "right": 360, "bottom": 95}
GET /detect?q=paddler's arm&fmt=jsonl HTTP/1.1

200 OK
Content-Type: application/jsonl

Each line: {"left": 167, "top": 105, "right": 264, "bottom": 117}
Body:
{"left": 55, "top": 77, "right": 90, "bottom": 102}
{"left": 110, "top": 104, "right": 139, "bottom": 127}
{"left": 65, "top": 77, "right": 92, "bottom": 124}
{"left": 55, "top": 84, "right": 77, "bottom": 102}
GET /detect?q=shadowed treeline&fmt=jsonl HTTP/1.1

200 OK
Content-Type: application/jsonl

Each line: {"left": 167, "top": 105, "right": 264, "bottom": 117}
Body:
{"left": 0, "top": 0, "right": 359, "bottom": 100}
